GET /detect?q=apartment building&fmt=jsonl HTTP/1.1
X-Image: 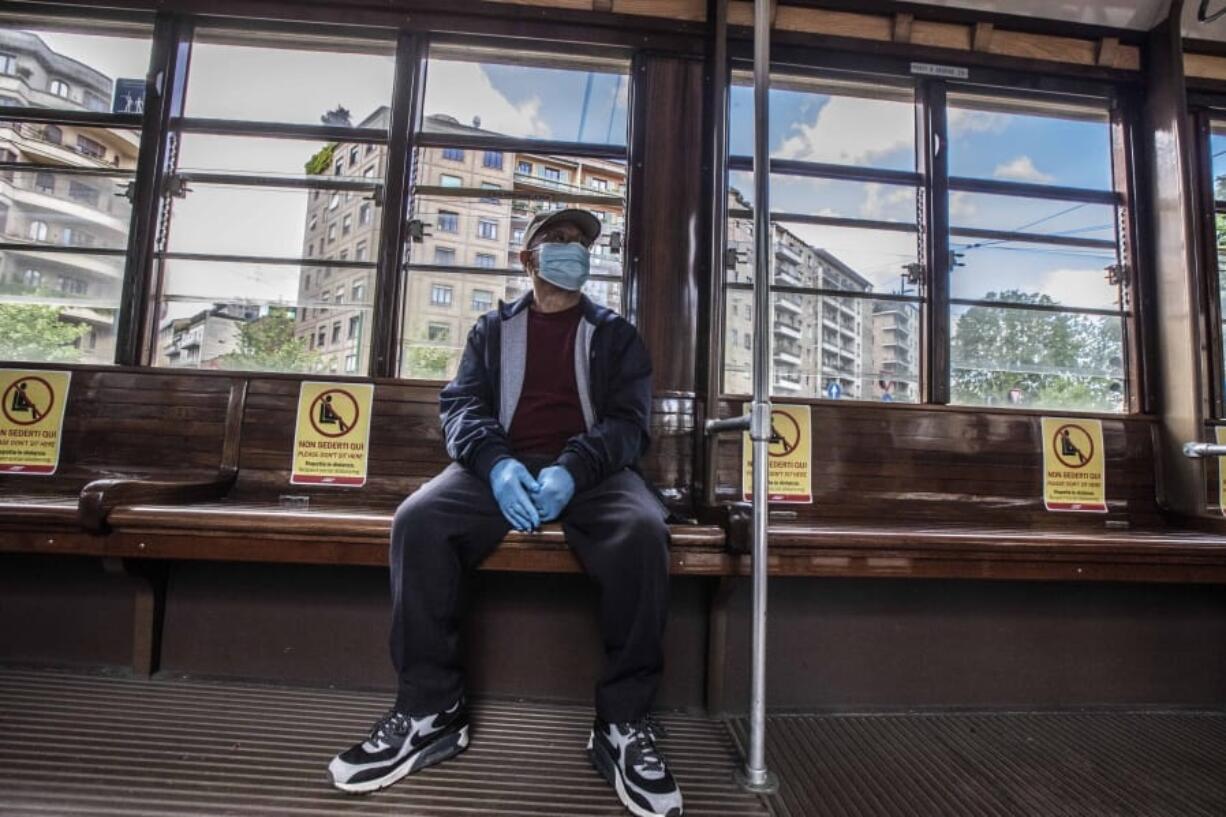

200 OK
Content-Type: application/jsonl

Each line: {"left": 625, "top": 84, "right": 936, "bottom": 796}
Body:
{"left": 724, "top": 188, "right": 874, "bottom": 399}
{"left": 0, "top": 30, "right": 139, "bottom": 362}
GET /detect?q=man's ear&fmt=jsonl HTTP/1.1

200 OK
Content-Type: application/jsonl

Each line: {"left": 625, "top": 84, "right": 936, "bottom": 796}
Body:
{"left": 519, "top": 248, "right": 533, "bottom": 270}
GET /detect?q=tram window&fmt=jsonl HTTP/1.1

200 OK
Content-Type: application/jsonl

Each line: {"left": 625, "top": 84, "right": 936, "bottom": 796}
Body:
{"left": 185, "top": 31, "right": 393, "bottom": 128}
{"left": 154, "top": 28, "right": 394, "bottom": 376}
{"left": 0, "top": 19, "right": 152, "bottom": 366}
{"left": 724, "top": 73, "right": 922, "bottom": 403}
{"left": 947, "top": 93, "right": 1124, "bottom": 412}
{"left": 422, "top": 46, "right": 629, "bottom": 146}
{"left": 1206, "top": 120, "right": 1226, "bottom": 415}
{"left": 401, "top": 47, "right": 629, "bottom": 381}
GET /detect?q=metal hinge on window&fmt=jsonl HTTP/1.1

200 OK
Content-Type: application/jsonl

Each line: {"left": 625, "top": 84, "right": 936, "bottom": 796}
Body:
{"left": 1105, "top": 263, "right": 1129, "bottom": 288}
{"left": 163, "top": 173, "right": 190, "bottom": 199}
{"left": 368, "top": 184, "right": 385, "bottom": 207}
{"left": 117, "top": 179, "right": 137, "bottom": 204}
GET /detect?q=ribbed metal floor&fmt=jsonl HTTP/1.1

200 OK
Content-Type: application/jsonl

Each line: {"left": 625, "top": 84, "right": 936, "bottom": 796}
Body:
{"left": 0, "top": 668, "right": 768, "bottom": 816}
{"left": 732, "top": 710, "right": 1226, "bottom": 817}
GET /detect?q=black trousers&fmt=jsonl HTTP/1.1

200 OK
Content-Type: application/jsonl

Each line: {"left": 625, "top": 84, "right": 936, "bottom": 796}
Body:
{"left": 389, "top": 456, "right": 671, "bottom": 723}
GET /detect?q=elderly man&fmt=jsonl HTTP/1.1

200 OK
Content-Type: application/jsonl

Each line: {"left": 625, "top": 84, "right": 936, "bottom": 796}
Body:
{"left": 328, "top": 209, "right": 683, "bottom": 817}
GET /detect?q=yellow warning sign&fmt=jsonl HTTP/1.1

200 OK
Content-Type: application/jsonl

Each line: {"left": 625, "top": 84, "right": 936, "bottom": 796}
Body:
{"left": 742, "top": 403, "right": 812, "bottom": 504}
{"left": 290, "top": 381, "right": 374, "bottom": 487}
{"left": 1041, "top": 417, "right": 1107, "bottom": 513}
{"left": 0, "top": 369, "right": 71, "bottom": 475}
{"left": 1216, "top": 427, "right": 1226, "bottom": 517}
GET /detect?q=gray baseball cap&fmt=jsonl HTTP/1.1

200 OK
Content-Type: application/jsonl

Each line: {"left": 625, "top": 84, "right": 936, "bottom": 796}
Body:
{"left": 521, "top": 208, "right": 601, "bottom": 249}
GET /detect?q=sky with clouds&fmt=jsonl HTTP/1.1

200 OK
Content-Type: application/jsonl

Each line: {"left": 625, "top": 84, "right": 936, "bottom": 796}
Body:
{"left": 27, "top": 29, "right": 1122, "bottom": 328}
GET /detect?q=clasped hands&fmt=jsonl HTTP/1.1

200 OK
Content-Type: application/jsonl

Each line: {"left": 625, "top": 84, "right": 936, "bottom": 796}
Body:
{"left": 489, "top": 459, "right": 575, "bottom": 532}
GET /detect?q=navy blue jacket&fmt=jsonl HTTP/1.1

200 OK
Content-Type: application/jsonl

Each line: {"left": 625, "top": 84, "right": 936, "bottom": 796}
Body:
{"left": 439, "top": 291, "right": 654, "bottom": 495}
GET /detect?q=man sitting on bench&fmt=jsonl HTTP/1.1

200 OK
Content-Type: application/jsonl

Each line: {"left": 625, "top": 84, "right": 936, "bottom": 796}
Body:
{"left": 328, "top": 208, "right": 683, "bottom": 817}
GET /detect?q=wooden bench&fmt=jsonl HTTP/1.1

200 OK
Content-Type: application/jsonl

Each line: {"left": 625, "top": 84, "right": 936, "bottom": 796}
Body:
{"left": 86, "top": 374, "right": 727, "bottom": 573}
{"left": 710, "top": 401, "right": 1226, "bottom": 584}
{"left": 0, "top": 368, "right": 240, "bottom": 545}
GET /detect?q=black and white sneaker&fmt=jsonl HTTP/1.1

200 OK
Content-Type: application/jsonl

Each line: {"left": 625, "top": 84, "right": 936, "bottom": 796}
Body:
{"left": 588, "top": 716, "right": 683, "bottom": 817}
{"left": 327, "top": 697, "right": 468, "bottom": 794}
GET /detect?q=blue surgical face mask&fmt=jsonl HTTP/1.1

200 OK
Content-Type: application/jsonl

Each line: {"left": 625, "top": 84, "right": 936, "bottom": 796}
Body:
{"left": 533, "top": 242, "right": 590, "bottom": 291}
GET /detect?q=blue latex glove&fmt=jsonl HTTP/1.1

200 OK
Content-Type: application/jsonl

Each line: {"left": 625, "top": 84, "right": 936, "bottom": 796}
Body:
{"left": 532, "top": 465, "right": 576, "bottom": 523}
{"left": 489, "top": 458, "right": 541, "bottom": 532}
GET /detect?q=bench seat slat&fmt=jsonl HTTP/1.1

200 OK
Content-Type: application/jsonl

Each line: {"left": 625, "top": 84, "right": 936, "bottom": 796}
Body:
{"left": 105, "top": 501, "right": 726, "bottom": 548}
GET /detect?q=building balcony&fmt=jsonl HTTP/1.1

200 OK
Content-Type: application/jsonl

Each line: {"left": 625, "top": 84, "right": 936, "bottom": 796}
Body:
{"left": 774, "top": 349, "right": 802, "bottom": 366}
{"left": 775, "top": 296, "right": 803, "bottom": 315}
{"left": 775, "top": 322, "right": 803, "bottom": 341}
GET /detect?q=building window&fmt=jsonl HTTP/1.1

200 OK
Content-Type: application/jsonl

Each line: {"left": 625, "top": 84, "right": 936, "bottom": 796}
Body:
{"left": 440, "top": 174, "right": 462, "bottom": 188}
{"left": 352, "top": 281, "right": 365, "bottom": 302}
{"left": 335, "top": 285, "right": 344, "bottom": 305}
{"left": 483, "top": 151, "right": 503, "bottom": 169}
{"left": 345, "top": 353, "right": 358, "bottom": 372}
{"left": 83, "top": 90, "right": 108, "bottom": 113}
{"left": 27, "top": 220, "right": 48, "bottom": 241}
{"left": 433, "top": 247, "right": 456, "bottom": 265}
{"left": 317, "top": 328, "right": 327, "bottom": 347}
{"left": 34, "top": 172, "right": 54, "bottom": 194}
{"left": 348, "top": 315, "right": 360, "bottom": 339}
{"left": 307, "top": 242, "right": 314, "bottom": 257}
{"left": 44, "top": 125, "right": 63, "bottom": 145}
{"left": 480, "top": 182, "right": 500, "bottom": 204}
{"left": 334, "top": 159, "right": 344, "bottom": 176}
{"left": 543, "top": 167, "right": 562, "bottom": 182}
{"left": 49, "top": 79, "right": 70, "bottom": 98}
{"left": 430, "top": 284, "right": 453, "bottom": 306}
{"left": 475, "top": 253, "right": 496, "bottom": 269}
{"left": 332, "top": 322, "right": 342, "bottom": 344}
{"left": 437, "top": 210, "right": 459, "bottom": 233}
{"left": 428, "top": 323, "right": 450, "bottom": 342}
{"left": 75, "top": 135, "right": 105, "bottom": 159}
{"left": 363, "top": 166, "right": 375, "bottom": 179}
{"left": 304, "top": 273, "right": 312, "bottom": 290}
{"left": 359, "top": 203, "right": 373, "bottom": 225}
{"left": 0, "top": 54, "right": 14, "bottom": 75}
{"left": 349, "top": 146, "right": 360, "bottom": 166}
{"left": 309, "top": 215, "right": 318, "bottom": 231}
{"left": 477, "top": 219, "right": 498, "bottom": 240}
{"left": 517, "top": 160, "right": 532, "bottom": 174}
{"left": 342, "top": 214, "right": 353, "bottom": 235}
{"left": 472, "top": 289, "right": 494, "bottom": 312}
{"left": 442, "top": 147, "right": 464, "bottom": 162}
{"left": 68, "top": 180, "right": 99, "bottom": 206}
{"left": 355, "top": 241, "right": 368, "bottom": 262}
{"left": 591, "top": 177, "right": 609, "bottom": 191}
{"left": 328, "top": 193, "right": 340, "bottom": 210}
{"left": 22, "top": 269, "right": 41, "bottom": 287}
{"left": 327, "top": 224, "right": 337, "bottom": 242}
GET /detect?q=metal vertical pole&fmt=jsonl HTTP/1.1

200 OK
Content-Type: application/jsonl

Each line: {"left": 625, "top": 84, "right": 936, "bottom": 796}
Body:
{"left": 735, "top": 0, "right": 778, "bottom": 795}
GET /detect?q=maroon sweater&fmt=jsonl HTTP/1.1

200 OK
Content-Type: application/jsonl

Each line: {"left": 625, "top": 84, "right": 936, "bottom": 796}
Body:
{"left": 509, "top": 302, "right": 587, "bottom": 458}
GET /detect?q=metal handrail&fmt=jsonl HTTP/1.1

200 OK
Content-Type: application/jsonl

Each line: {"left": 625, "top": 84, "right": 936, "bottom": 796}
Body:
{"left": 1183, "top": 442, "right": 1226, "bottom": 458}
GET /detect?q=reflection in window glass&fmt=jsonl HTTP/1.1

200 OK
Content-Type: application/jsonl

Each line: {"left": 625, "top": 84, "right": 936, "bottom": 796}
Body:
{"left": 951, "top": 303, "right": 1124, "bottom": 412}
{"left": 422, "top": 50, "right": 629, "bottom": 145}
{"left": 729, "top": 74, "right": 915, "bottom": 171}
{"left": 1210, "top": 122, "right": 1226, "bottom": 408}
{"left": 0, "top": 25, "right": 151, "bottom": 366}
{"left": 177, "top": 133, "right": 382, "bottom": 178}
{"left": 947, "top": 93, "right": 1113, "bottom": 190}
{"left": 185, "top": 32, "right": 394, "bottom": 127}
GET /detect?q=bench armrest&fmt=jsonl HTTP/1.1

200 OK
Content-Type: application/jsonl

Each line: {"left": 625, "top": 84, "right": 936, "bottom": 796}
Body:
{"left": 79, "top": 471, "right": 237, "bottom": 532}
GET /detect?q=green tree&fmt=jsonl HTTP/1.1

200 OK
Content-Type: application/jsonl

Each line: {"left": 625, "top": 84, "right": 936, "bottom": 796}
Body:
{"left": 216, "top": 307, "right": 320, "bottom": 373}
{"left": 952, "top": 289, "right": 1123, "bottom": 411}
{"left": 404, "top": 343, "right": 452, "bottom": 380}
{"left": 0, "top": 299, "right": 88, "bottom": 362}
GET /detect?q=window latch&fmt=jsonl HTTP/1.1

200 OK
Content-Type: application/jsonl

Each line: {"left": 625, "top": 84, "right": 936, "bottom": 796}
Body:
{"left": 609, "top": 230, "right": 622, "bottom": 255}
{"left": 407, "top": 219, "right": 428, "bottom": 243}
{"left": 117, "top": 179, "right": 137, "bottom": 204}
{"left": 1105, "top": 263, "right": 1128, "bottom": 288}
{"left": 902, "top": 262, "right": 925, "bottom": 286}
{"left": 163, "top": 173, "right": 190, "bottom": 199}
{"left": 369, "top": 184, "right": 384, "bottom": 207}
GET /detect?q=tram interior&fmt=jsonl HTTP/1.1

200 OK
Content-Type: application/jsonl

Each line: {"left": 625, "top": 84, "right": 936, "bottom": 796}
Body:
{"left": 2, "top": 0, "right": 1226, "bottom": 814}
